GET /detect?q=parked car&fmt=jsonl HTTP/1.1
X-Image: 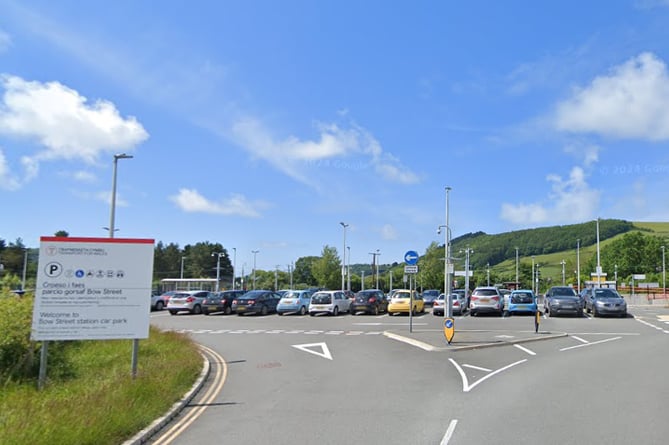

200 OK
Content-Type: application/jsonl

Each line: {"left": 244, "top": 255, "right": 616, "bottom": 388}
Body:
{"left": 203, "top": 290, "right": 246, "bottom": 315}
{"left": 421, "top": 289, "right": 440, "bottom": 307}
{"left": 277, "top": 289, "right": 314, "bottom": 315}
{"left": 350, "top": 289, "right": 388, "bottom": 315}
{"left": 544, "top": 286, "right": 582, "bottom": 317}
{"left": 452, "top": 288, "right": 469, "bottom": 309}
{"left": 344, "top": 290, "right": 356, "bottom": 303}
{"left": 583, "top": 287, "right": 627, "bottom": 318}
{"left": 232, "top": 290, "right": 281, "bottom": 316}
{"left": 387, "top": 289, "right": 424, "bottom": 315}
{"left": 432, "top": 293, "right": 466, "bottom": 316}
{"left": 506, "top": 289, "right": 537, "bottom": 315}
{"left": 469, "top": 286, "right": 504, "bottom": 316}
{"left": 167, "top": 290, "right": 212, "bottom": 315}
{"left": 157, "top": 290, "right": 178, "bottom": 307}
{"left": 309, "top": 290, "right": 351, "bottom": 316}
{"left": 151, "top": 293, "right": 166, "bottom": 311}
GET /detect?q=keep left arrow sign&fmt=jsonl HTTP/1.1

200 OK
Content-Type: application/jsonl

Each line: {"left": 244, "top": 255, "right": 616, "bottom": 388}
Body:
{"left": 292, "top": 342, "right": 333, "bottom": 360}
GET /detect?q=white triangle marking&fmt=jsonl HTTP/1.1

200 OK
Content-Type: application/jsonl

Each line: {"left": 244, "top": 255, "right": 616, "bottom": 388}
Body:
{"left": 292, "top": 342, "right": 333, "bottom": 360}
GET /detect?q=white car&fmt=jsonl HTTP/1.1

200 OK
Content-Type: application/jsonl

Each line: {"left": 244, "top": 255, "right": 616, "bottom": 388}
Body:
{"left": 166, "top": 290, "right": 212, "bottom": 315}
{"left": 308, "top": 290, "right": 351, "bottom": 316}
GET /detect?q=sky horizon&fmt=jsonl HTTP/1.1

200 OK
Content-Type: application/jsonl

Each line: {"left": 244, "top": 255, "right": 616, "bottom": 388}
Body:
{"left": 2, "top": 1, "right": 669, "bottom": 272}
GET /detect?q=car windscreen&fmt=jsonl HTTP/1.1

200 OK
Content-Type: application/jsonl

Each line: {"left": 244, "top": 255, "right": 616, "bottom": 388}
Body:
{"left": 311, "top": 293, "right": 332, "bottom": 304}
{"left": 393, "top": 292, "right": 411, "bottom": 299}
{"left": 552, "top": 288, "right": 576, "bottom": 296}
{"left": 593, "top": 289, "right": 619, "bottom": 298}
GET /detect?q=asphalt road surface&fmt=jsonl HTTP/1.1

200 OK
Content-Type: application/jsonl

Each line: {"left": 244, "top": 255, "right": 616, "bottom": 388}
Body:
{"left": 146, "top": 304, "right": 669, "bottom": 445}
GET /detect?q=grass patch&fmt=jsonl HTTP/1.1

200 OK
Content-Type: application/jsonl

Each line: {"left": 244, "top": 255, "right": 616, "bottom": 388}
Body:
{"left": 0, "top": 326, "right": 202, "bottom": 445}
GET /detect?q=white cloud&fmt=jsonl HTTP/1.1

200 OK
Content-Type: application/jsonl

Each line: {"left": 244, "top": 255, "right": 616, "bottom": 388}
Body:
{"left": 554, "top": 52, "right": 669, "bottom": 140}
{"left": 170, "top": 188, "right": 267, "bottom": 218}
{"left": 380, "top": 224, "right": 399, "bottom": 240}
{"left": 501, "top": 166, "right": 600, "bottom": 226}
{"left": 0, "top": 75, "right": 149, "bottom": 167}
{"left": 0, "top": 149, "right": 20, "bottom": 190}
{"left": 231, "top": 117, "right": 420, "bottom": 186}
{"left": 0, "top": 29, "right": 11, "bottom": 53}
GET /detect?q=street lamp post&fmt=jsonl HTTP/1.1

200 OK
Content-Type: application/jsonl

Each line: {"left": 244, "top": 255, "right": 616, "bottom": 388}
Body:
{"left": 109, "top": 153, "right": 133, "bottom": 238}
{"left": 180, "top": 256, "right": 187, "bottom": 279}
{"left": 662, "top": 246, "right": 666, "bottom": 299}
{"left": 212, "top": 252, "right": 224, "bottom": 292}
{"left": 232, "top": 248, "right": 237, "bottom": 290}
{"left": 576, "top": 239, "right": 581, "bottom": 293}
{"left": 252, "top": 250, "right": 259, "bottom": 290}
{"left": 531, "top": 256, "right": 535, "bottom": 295}
{"left": 515, "top": 247, "right": 519, "bottom": 289}
{"left": 486, "top": 263, "right": 490, "bottom": 286}
{"left": 346, "top": 246, "right": 351, "bottom": 291}
{"left": 369, "top": 249, "right": 380, "bottom": 290}
{"left": 560, "top": 260, "right": 566, "bottom": 285}
{"left": 340, "top": 222, "right": 348, "bottom": 292}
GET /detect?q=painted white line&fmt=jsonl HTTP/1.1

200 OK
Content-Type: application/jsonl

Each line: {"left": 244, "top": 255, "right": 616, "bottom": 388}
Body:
{"left": 513, "top": 344, "right": 536, "bottom": 356}
{"left": 325, "top": 331, "right": 344, "bottom": 335}
{"left": 346, "top": 331, "right": 364, "bottom": 335}
{"left": 571, "top": 336, "right": 589, "bottom": 344}
{"left": 384, "top": 332, "right": 436, "bottom": 351}
{"left": 560, "top": 336, "right": 622, "bottom": 351}
{"left": 449, "top": 358, "right": 527, "bottom": 392}
{"left": 292, "top": 342, "right": 333, "bottom": 360}
{"left": 463, "top": 364, "right": 492, "bottom": 372}
{"left": 440, "top": 419, "right": 458, "bottom": 445}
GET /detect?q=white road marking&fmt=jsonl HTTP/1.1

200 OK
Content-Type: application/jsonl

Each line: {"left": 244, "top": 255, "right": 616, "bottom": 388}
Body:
{"left": 571, "top": 336, "right": 589, "bottom": 344}
{"left": 513, "top": 344, "right": 536, "bottom": 356}
{"left": 636, "top": 318, "right": 669, "bottom": 334}
{"left": 440, "top": 419, "right": 458, "bottom": 445}
{"left": 463, "top": 364, "right": 492, "bottom": 372}
{"left": 560, "top": 336, "right": 622, "bottom": 351}
{"left": 449, "top": 358, "right": 527, "bottom": 392}
{"left": 292, "top": 342, "right": 333, "bottom": 360}
{"left": 384, "top": 332, "right": 436, "bottom": 351}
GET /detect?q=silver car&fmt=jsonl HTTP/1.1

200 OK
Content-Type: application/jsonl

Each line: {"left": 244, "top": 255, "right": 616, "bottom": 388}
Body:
{"left": 584, "top": 288, "right": 627, "bottom": 318}
{"left": 469, "top": 286, "right": 504, "bottom": 316}
{"left": 166, "top": 290, "right": 211, "bottom": 315}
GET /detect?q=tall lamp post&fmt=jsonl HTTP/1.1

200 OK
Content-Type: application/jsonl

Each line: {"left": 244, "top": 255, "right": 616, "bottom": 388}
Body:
{"left": 109, "top": 153, "right": 133, "bottom": 238}
{"left": 232, "top": 247, "right": 237, "bottom": 290}
{"left": 576, "top": 239, "right": 581, "bottom": 293}
{"left": 662, "top": 245, "right": 666, "bottom": 299}
{"left": 515, "top": 247, "right": 519, "bottom": 289}
{"left": 560, "top": 260, "right": 566, "bottom": 285}
{"left": 252, "top": 250, "right": 259, "bottom": 290}
{"left": 180, "top": 256, "right": 187, "bottom": 279}
{"left": 212, "top": 252, "right": 224, "bottom": 292}
{"left": 346, "top": 246, "right": 351, "bottom": 291}
{"left": 108, "top": 153, "right": 137, "bottom": 379}
{"left": 340, "top": 222, "right": 348, "bottom": 292}
{"left": 369, "top": 249, "right": 380, "bottom": 290}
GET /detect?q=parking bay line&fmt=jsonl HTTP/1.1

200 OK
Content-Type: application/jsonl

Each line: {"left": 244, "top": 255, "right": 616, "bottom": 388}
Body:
{"left": 440, "top": 419, "right": 458, "bottom": 445}
{"left": 513, "top": 344, "right": 536, "bottom": 356}
{"left": 559, "top": 336, "right": 622, "bottom": 351}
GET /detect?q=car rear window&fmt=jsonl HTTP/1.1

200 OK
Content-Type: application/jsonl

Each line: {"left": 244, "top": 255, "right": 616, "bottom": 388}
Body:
{"left": 312, "top": 293, "right": 332, "bottom": 304}
{"left": 473, "top": 289, "right": 498, "bottom": 297}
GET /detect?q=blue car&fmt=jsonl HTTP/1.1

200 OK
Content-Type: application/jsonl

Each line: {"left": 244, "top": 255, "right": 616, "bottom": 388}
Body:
{"left": 276, "top": 289, "right": 314, "bottom": 315}
{"left": 507, "top": 289, "right": 537, "bottom": 315}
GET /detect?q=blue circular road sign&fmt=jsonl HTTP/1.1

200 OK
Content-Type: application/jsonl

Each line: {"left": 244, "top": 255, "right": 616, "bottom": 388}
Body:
{"left": 404, "top": 250, "right": 419, "bottom": 265}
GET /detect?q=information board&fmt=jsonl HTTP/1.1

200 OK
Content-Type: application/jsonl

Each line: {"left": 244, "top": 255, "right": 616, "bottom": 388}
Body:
{"left": 31, "top": 236, "right": 155, "bottom": 341}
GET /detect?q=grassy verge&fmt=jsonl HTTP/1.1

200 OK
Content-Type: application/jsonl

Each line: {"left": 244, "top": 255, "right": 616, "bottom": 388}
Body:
{"left": 0, "top": 326, "right": 202, "bottom": 445}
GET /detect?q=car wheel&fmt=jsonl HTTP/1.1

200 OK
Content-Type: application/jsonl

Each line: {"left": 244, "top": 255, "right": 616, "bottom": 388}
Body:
{"left": 309, "top": 312, "right": 315, "bottom": 316}
{"left": 373, "top": 305, "right": 379, "bottom": 316}
{"left": 203, "top": 310, "right": 210, "bottom": 316}
{"left": 621, "top": 312, "right": 627, "bottom": 318}
{"left": 192, "top": 305, "right": 202, "bottom": 315}
{"left": 261, "top": 305, "right": 268, "bottom": 316}
{"left": 548, "top": 309, "right": 554, "bottom": 317}
{"left": 155, "top": 301, "right": 164, "bottom": 311}
{"left": 388, "top": 312, "right": 394, "bottom": 316}
{"left": 433, "top": 311, "right": 439, "bottom": 316}
{"left": 224, "top": 306, "right": 232, "bottom": 315}
{"left": 333, "top": 306, "right": 339, "bottom": 316}
{"left": 578, "top": 309, "right": 584, "bottom": 317}
{"left": 277, "top": 311, "right": 284, "bottom": 316}
{"left": 169, "top": 310, "right": 177, "bottom": 316}
{"left": 592, "top": 307, "right": 598, "bottom": 317}
{"left": 299, "top": 306, "right": 307, "bottom": 315}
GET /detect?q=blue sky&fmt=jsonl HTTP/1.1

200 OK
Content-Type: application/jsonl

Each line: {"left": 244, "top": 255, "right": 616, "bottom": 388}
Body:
{"left": 2, "top": 0, "right": 669, "bottom": 272}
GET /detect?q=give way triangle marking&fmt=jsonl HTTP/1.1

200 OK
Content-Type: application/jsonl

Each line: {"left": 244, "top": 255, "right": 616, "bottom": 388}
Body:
{"left": 292, "top": 342, "right": 333, "bottom": 360}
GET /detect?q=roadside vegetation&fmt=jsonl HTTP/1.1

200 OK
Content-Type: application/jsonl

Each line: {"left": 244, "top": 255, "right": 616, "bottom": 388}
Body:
{"left": 0, "top": 291, "right": 202, "bottom": 445}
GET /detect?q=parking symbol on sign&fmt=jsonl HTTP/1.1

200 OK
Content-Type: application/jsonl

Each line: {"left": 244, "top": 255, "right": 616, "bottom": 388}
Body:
{"left": 45, "top": 262, "right": 63, "bottom": 278}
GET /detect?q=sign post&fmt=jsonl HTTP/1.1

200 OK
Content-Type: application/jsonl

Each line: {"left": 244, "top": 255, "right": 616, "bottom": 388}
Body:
{"left": 404, "top": 250, "right": 419, "bottom": 333}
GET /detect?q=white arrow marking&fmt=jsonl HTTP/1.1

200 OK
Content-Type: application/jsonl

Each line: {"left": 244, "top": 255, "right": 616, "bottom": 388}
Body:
{"left": 292, "top": 342, "right": 333, "bottom": 360}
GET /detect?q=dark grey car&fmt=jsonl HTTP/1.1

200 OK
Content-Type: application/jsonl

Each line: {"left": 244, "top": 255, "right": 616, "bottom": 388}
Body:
{"left": 544, "top": 286, "right": 583, "bottom": 317}
{"left": 583, "top": 287, "right": 627, "bottom": 318}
